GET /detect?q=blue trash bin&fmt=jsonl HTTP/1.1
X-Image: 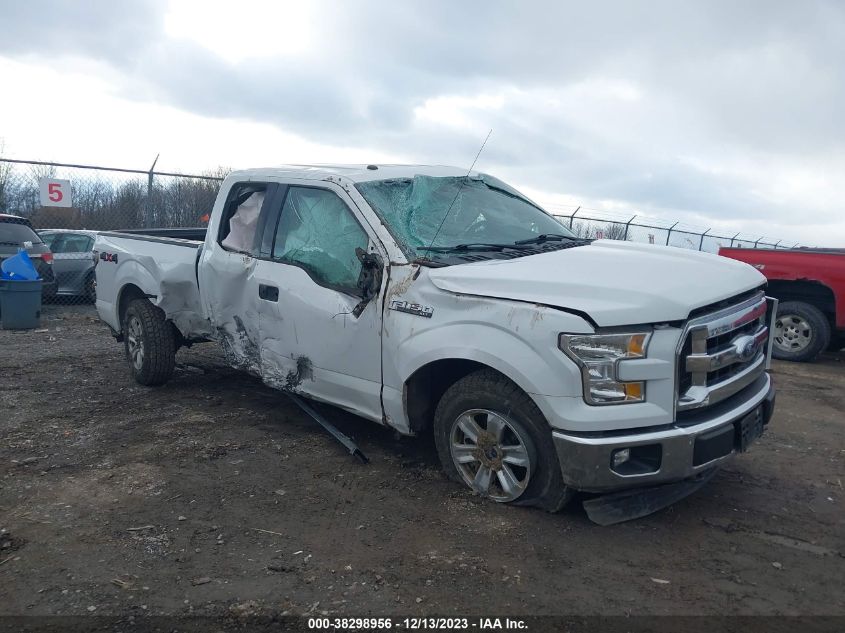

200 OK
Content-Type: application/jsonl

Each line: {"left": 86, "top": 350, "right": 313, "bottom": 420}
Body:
{"left": 0, "top": 279, "right": 43, "bottom": 329}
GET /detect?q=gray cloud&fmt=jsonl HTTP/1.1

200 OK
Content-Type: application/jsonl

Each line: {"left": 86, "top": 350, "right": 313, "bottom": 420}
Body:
{"left": 1, "top": 0, "right": 844, "bottom": 233}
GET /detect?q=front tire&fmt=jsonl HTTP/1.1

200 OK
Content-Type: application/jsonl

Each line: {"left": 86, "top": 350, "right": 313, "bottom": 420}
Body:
{"left": 433, "top": 369, "right": 573, "bottom": 512}
{"left": 123, "top": 298, "right": 176, "bottom": 386}
{"left": 772, "top": 300, "right": 831, "bottom": 362}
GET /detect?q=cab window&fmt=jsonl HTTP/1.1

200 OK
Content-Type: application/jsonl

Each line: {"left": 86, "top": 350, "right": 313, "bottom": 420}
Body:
{"left": 270, "top": 187, "right": 369, "bottom": 293}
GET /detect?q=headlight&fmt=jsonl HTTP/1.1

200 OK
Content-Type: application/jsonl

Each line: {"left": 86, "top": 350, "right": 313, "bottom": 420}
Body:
{"left": 559, "top": 332, "right": 650, "bottom": 405}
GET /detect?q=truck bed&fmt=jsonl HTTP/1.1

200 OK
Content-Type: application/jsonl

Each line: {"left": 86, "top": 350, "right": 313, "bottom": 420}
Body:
{"left": 94, "top": 229, "right": 210, "bottom": 338}
{"left": 102, "top": 227, "right": 208, "bottom": 242}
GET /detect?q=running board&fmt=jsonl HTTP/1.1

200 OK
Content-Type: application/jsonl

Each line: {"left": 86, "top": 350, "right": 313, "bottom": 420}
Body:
{"left": 582, "top": 468, "right": 717, "bottom": 526}
{"left": 287, "top": 394, "right": 369, "bottom": 464}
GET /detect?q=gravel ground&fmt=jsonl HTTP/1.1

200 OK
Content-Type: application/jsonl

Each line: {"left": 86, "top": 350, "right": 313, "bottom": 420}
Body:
{"left": 1, "top": 304, "right": 843, "bottom": 621}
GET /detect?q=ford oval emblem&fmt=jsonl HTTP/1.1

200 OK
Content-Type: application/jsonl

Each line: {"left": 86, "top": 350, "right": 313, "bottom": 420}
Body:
{"left": 733, "top": 335, "right": 759, "bottom": 362}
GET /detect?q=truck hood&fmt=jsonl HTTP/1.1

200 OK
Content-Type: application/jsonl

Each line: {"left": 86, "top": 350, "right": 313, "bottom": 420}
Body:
{"left": 428, "top": 240, "right": 766, "bottom": 327}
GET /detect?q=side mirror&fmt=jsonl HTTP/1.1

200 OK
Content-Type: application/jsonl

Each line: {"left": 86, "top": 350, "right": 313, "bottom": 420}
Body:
{"left": 353, "top": 247, "right": 383, "bottom": 317}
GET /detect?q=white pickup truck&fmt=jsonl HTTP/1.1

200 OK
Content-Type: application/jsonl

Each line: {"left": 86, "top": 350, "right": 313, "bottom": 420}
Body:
{"left": 94, "top": 165, "right": 776, "bottom": 516}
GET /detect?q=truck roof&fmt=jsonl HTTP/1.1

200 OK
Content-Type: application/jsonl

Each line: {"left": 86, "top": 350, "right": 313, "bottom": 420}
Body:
{"left": 228, "top": 164, "right": 483, "bottom": 185}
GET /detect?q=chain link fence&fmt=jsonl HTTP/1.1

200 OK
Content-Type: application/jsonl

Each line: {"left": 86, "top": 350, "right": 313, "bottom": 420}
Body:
{"left": 1, "top": 157, "right": 801, "bottom": 306}
{"left": 548, "top": 205, "right": 801, "bottom": 253}
{"left": 0, "top": 158, "right": 225, "bottom": 305}
{"left": 0, "top": 158, "right": 225, "bottom": 231}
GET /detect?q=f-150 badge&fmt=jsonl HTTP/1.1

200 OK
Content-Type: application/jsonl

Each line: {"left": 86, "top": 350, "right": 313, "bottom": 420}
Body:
{"left": 389, "top": 299, "right": 433, "bottom": 318}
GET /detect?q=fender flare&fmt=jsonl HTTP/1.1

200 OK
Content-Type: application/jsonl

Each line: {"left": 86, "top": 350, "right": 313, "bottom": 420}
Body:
{"left": 394, "top": 322, "right": 582, "bottom": 399}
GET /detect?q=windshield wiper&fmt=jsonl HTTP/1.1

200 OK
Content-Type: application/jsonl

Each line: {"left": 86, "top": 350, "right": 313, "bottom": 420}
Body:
{"left": 513, "top": 233, "right": 574, "bottom": 245}
{"left": 425, "top": 242, "right": 523, "bottom": 253}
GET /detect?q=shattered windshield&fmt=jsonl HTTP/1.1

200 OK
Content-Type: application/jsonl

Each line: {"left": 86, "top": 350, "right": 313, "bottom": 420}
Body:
{"left": 355, "top": 175, "right": 576, "bottom": 259}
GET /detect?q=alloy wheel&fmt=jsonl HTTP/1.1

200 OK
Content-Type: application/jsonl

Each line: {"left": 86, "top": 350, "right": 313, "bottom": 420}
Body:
{"left": 449, "top": 409, "right": 532, "bottom": 502}
{"left": 127, "top": 316, "right": 145, "bottom": 370}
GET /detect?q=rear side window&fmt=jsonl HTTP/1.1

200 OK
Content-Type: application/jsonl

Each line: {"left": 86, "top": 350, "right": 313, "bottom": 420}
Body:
{"left": 218, "top": 183, "right": 270, "bottom": 255}
{"left": 0, "top": 221, "right": 41, "bottom": 244}
{"left": 40, "top": 233, "right": 58, "bottom": 248}
{"left": 55, "top": 234, "right": 93, "bottom": 253}
{"left": 270, "top": 187, "right": 369, "bottom": 293}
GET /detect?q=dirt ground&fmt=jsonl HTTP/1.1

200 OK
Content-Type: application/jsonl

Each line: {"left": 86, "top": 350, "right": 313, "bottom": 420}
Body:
{"left": 1, "top": 305, "right": 843, "bottom": 620}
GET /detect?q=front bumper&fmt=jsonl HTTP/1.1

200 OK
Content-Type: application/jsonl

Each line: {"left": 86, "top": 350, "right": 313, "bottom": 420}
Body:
{"left": 552, "top": 373, "right": 775, "bottom": 493}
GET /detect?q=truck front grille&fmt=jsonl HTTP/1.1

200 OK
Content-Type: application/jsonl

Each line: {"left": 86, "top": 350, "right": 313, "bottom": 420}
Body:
{"left": 676, "top": 292, "right": 774, "bottom": 413}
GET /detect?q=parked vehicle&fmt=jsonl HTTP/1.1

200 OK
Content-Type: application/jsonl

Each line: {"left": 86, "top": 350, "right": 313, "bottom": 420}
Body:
{"left": 94, "top": 165, "right": 776, "bottom": 515}
{"left": 0, "top": 214, "right": 56, "bottom": 298}
{"left": 720, "top": 247, "right": 845, "bottom": 362}
{"left": 38, "top": 229, "right": 98, "bottom": 302}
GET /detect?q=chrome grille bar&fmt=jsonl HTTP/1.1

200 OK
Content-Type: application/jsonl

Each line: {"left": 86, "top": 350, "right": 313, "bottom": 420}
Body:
{"left": 685, "top": 324, "right": 769, "bottom": 373}
{"left": 677, "top": 292, "right": 772, "bottom": 412}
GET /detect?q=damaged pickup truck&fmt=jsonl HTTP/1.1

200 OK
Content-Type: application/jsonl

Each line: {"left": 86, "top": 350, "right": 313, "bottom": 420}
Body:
{"left": 94, "top": 165, "right": 777, "bottom": 518}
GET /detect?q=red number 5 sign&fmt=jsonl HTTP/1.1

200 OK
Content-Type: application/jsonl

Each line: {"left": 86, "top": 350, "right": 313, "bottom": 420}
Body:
{"left": 38, "top": 178, "right": 73, "bottom": 208}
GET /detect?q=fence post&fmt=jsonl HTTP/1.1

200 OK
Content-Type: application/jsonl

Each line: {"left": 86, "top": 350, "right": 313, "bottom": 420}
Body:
{"left": 623, "top": 214, "right": 637, "bottom": 241}
{"left": 754, "top": 236, "right": 763, "bottom": 249}
{"left": 665, "top": 221, "right": 678, "bottom": 245}
{"left": 773, "top": 240, "right": 782, "bottom": 249}
{"left": 698, "top": 228, "right": 711, "bottom": 251}
{"left": 145, "top": 154, "right": 159, "bottom": 229}
{"left": 729, "top": 231, "right": 740, "bottom": 248}
{"left": 569, "top": 206, "right": 580, "bottom": 229}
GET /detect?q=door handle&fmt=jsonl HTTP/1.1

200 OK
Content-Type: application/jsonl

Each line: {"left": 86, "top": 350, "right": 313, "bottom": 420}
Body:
{"left": 259, "top": 284, "right": 279, "bottom": 302}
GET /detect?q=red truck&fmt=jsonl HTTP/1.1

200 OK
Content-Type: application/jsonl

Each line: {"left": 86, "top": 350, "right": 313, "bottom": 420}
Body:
{"left": 719, "top": 247, "right": 845, "bottom": 361}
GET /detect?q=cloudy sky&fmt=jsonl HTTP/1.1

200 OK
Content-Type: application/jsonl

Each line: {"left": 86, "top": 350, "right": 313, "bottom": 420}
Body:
{"left": 1, "top": 0, "right": 843, "bottom": 245}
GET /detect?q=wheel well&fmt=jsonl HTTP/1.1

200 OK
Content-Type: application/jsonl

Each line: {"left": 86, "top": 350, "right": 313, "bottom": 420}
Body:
{"left": 117, "top": 284, "right": 186, "bottom": 347}
{"left": 767, "top": 280, "right": 836, "bottom": 324}
{"left": 403, "top": 359, "right": 492, "bottom": 434}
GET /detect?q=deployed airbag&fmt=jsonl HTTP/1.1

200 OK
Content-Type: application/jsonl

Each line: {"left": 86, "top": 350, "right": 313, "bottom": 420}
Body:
{"left": 222, "top": 191, "right": 264, "bottom": 253}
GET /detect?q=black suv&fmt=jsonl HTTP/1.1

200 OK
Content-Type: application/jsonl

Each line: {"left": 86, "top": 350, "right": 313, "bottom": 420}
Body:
{"left": 0, "top": 214, "right": 57, "bottom": 297}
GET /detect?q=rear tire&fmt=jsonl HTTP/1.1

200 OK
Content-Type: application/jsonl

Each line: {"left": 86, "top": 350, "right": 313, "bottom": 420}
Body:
{"left": 772, "top": 300, "right": 831, "bottom": 362}
{"left": 123, "top": 298, "right": 176, "bottom": 386}
{"left": 433, "top": 369, "right": 573, "bottom": 512}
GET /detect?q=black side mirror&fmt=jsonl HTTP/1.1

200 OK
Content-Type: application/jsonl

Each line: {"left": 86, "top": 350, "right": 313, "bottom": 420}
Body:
{"left": 353, "top": 247, "right": 383, "bottom": 317}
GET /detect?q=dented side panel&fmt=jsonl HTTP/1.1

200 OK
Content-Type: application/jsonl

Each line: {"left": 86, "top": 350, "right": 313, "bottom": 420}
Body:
{"left": 194, "top": 176, "right": 386, "bottom": 425}
{"left": 380, "top": 263, "right": 597, "bottom": 433}
{"left": 252, "top": 259, "right": 384, "bottom": 423}
{"left": 199, "top": 246, "right": 262, "bottom": 374}
{"left": 94, "top": 233, "right": 208, "bottom": 337}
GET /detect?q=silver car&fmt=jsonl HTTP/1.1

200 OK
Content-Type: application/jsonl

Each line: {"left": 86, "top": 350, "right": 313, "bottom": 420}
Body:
{"left": 37, "top": 229, "right": 97, "bottom": 302}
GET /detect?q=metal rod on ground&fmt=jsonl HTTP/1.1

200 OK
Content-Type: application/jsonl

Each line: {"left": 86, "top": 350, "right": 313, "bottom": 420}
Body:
{"left": 287, "top": 393, "right": 369, "bottom": 463}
